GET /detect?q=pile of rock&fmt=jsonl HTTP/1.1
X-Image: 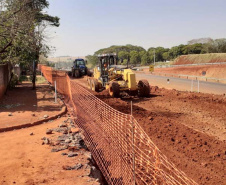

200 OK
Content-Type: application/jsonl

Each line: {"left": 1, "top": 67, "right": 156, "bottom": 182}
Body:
{"left": 42, "top": 117, "right": 105, "bottom": 184}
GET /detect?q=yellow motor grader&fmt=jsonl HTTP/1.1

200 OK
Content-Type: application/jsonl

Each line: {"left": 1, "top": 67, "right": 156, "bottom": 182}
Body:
{"left": 87, "top": 53, "right": 150, "bottom": 97}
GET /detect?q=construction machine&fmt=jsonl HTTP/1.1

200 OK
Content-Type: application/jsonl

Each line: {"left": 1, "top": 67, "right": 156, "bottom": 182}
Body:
{"left": 87, "top": 53, "right": 150, "bottom": 97}
{"left": 71, "top": 58, "right": 88, "bottom": 78}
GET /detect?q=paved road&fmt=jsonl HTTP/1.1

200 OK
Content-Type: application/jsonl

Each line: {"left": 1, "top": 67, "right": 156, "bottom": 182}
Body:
{"left": 136, "top": 73, "right": 226, "bottom": 95}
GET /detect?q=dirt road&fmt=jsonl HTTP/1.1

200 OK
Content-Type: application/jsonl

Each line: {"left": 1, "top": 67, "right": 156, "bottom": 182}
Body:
{"left": 73, "top": 77, "right": 226, "bottom": 185}
{"left": 0, "top": 81, "right": 101, "bottom": 185}
{"left": 0, "top": 116, "right": 100, "bottom": 185}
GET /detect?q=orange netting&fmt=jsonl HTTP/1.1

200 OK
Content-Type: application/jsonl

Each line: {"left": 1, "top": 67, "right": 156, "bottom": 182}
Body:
{"left": 40, "top": 65, "right": 198, "bottom": 185}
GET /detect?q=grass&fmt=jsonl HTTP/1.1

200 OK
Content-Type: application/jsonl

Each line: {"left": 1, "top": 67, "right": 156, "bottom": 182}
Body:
{"left": 173, "top": 53, "right": 226, "bottom": 65}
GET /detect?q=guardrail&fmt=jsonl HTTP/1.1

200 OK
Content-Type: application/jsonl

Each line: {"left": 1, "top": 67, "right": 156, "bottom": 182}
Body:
{"left": 133, "top": 62, "right": 226, "bottom": 70}
{"left": 150, "top": 72, "right": 226, "bottom": 84}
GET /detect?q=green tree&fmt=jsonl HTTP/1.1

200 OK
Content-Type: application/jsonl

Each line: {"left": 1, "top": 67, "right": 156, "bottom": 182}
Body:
{"left": 0, "top": 0, "right": 60, "bottom": 89}
{"left": 141, "top": 52, "right": 149, "bottom": 65}
{"left": 118, "top": 51, "right": 129, "bottom": 60}
{"left": 162, "top": 52, "right": 169, "bottom": 61}
{"left": 86, "top": 55, "right": 98, "bottom": 68}
{"left": 130, "top": 50, "right": 140, "bottom": 65}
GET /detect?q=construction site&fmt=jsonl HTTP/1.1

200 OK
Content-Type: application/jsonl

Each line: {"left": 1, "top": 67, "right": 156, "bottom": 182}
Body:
{"left": 39, "top": 61, "right": 226, "bottom": 185}
{"left": 0, "top": 53, "right": 226, "bottom": 185}
{"left": 1, "top": 1, "right": 226, "bottom": 184}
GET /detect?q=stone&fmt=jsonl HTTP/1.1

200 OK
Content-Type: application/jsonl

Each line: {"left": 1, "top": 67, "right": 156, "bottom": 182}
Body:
{"left": 62, "top": 165, "right": 73, "bottom": 170}
{"left": 61, "top": 153, "right": 68, "bottom": 156}
{"left": 31, "top": 113, "right": 35, "bottom": 116}
{"left": 51, "top": 146, "right": 67, "bottom": 152}
{"left": 73, "top": 163, "right": 83, "bottom": 170}
{"left": 71, "top": 128, "right": 80, "bottom": 134}
{"left": 57, "top": 134, "right": 69, "bottom": 141}
{"left": 30, "top": 132, "right": 34, "bottom": 136}
{"left": 46, "top": 129, "right": 53, "bottom": 135}
{"left": 43, "top": 115, "right": 49, "bottom": 119}
{"left": 65, "top": 139, "right": 71, "bottom": 143}
{"left": 59, "top": 124, "right": 67, "bottom": 128}
{"left": 68, "top": 152, "right": 78, "bottom": 157}
{"left": 63, "top": 164, "right": 83, "bottom": 170}
{"left": 44, "top": 138, "right": 50, "bottom": 144}
{"left": 148, "top": 116, "right": 154, "bottom": 121}
{"left": 84, "top": 152, "right": 92, "bottom": 161}
{"left": 69, "top": 136, "right": 74, "bottom": 140}
{"left": 63, "top": 130, "right": 68, "bottom": 134}
{"left": 8, "top": 113, "right": 12, "bottom": 116}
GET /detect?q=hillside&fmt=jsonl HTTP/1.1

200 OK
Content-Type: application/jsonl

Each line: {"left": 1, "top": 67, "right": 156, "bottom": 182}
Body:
{"left": 173, "top": 53, "right": 226, "bottom": 65}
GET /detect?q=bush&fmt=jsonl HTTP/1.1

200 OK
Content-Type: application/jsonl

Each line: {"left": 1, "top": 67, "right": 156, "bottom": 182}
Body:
{"left": 9, "top": 74, "right": 19, "bottom": 89}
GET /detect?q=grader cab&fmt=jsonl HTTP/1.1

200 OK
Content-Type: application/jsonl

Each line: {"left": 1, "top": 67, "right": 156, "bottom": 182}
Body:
{"left": 87, "top": 53, "right": 150, "bottom": 97}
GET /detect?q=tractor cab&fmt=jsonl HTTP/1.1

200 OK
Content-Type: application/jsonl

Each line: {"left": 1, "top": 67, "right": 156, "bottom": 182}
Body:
{"left": 72, "top": 58, "right": 87, "bottom": 77}
{"left": 96, "top": 53, "right": 119, "bottom": 86}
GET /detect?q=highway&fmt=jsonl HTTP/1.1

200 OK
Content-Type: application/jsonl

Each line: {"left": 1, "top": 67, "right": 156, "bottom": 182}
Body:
{"left": 136, "top": 73, "right": 226, "bottom": 95}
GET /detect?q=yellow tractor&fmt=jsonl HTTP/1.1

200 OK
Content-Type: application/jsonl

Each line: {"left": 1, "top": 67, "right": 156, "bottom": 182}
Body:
{"left": 87, "top": 53, "right": 150, "bottom": 97}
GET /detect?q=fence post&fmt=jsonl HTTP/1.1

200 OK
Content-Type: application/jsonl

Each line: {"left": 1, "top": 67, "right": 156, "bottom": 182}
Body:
{"left": 131, "top": 101, "right": 136, "bottom": 185}
{"left": 55, "top": 80, "right": 57, "bottom": 103}
{"left": 198, "top": 80, "right": 200, "bottom": 93}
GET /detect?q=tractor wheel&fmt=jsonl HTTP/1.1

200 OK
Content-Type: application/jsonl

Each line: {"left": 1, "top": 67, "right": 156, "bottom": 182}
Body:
{"left": 72, "top": 70, "right": 75, "bottom": 77}
{"left": 87, "top": 78, "right": 92, "bottom": 89}
{"left": 109, "top": 82, "right": 120, "bottom": 97}
{"left": 74, "top": 70, "right": 80, "bottom": 78}
{"left": 91, "top": 79, "right": 99, "bottom": 92}
{"left": 138, "top": 80, "right": 150, "bottom": 97}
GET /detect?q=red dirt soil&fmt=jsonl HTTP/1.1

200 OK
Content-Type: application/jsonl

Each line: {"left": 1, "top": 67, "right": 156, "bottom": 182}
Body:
{"left": 154, "top": 64, "right": 226, "bottom": 79}
{"left": 91, "top": 87, "right": 226, "bottom": 185}
{"left": 174, "top": 54, "right": 226, "bottom": 65}
{"left": 0, "top": 116, "right": 99, "bottom": 185}
{"left": 0, "top": 82, "right": 64, "bottom": 131}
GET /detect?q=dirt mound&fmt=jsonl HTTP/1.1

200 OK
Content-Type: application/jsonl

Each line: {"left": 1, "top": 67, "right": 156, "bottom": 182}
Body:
{"left": 95, "top": 88, "right": 226, "bottom": 185}
{"left": 173, "top": 53, "right": 226, "bottom": 65}
{"left": 154, "top": 64, "right": 226, "bottom": 79}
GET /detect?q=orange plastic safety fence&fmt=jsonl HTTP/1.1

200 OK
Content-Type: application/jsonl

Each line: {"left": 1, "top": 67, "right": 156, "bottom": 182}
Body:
{"left": 40, "top": 65, "right": 198, "bottom": 185}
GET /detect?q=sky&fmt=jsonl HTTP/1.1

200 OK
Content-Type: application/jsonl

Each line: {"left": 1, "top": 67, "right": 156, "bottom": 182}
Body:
{"left": 47, "top": 0, "right": 226, "bottom": 57}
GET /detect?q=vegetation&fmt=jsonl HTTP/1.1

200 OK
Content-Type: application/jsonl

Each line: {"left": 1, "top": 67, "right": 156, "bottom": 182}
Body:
{"left": 173, "top": 53, "right": 226, "bottom": 65}
{"left": 86, "top": 38, "right": 226, "bottom": 67}
{"left": 0, "top": 0, "right": 59, "bottom": 88}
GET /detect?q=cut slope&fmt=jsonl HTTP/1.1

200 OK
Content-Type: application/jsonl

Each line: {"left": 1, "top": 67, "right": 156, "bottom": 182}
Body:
{"left": 173, "top": 53, "right": 226, "bottom": 65}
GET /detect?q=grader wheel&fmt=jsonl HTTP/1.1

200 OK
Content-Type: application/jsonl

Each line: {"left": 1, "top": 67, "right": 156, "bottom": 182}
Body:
{"left": 138, "top": 79, "right": 150, "bottom": 97}
{"left": 91, "top": 79, "right": 99, "bottom": 92}
{"left": 87, "top": 78, "right": 92, "bottom": 89}
{"left": 109, "top": 82, "right": 120, "bottom": 97}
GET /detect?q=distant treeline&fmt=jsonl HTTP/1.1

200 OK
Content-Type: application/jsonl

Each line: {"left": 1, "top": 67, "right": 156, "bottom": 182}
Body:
{"left": 86, "top": 38, "right": 226, "bottom": 67}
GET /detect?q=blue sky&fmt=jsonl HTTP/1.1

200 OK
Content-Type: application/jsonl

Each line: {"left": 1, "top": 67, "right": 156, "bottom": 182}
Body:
{"left": 47, "top": 0, "right": 226, "bottom": 57}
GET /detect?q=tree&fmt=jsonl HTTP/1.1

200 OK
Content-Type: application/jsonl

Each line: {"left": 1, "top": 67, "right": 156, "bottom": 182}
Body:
{"left": 118, "top": 51, "right": 129, "bottom": 61}
{"left": 162, "top": 52, "right": 169, "bottom": 61}
{"left": 141, "top": 52, "right": 149, "bottom": 65}
{"left": 94, "top": 44, "right": 145, "bottom": 55}
{"left": 130, "top": 51, "right": 140, "bottom": 65}
{"left": 86, "top": 55, "right": 98, "bottom": 68}
{"left": 0, "top": 0, "right": 60, "bottom": 89}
